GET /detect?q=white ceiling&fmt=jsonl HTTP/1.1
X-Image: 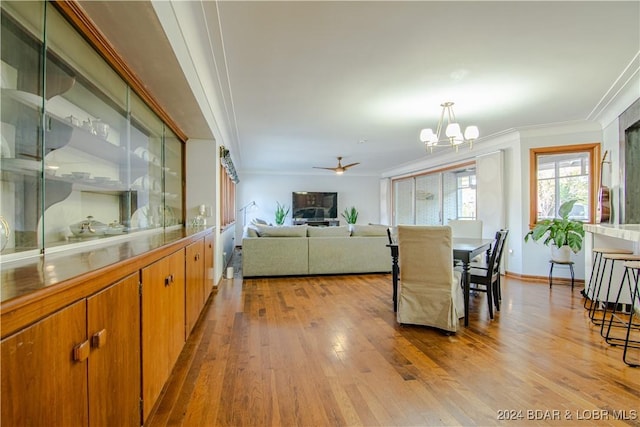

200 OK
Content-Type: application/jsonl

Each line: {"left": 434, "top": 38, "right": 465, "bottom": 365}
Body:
{"left": 80, "top": 1, "right": 640, "bottom": 176}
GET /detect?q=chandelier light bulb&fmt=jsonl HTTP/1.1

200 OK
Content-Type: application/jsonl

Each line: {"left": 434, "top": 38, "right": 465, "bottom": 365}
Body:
{"left": 464, "top": 125, "right": 479, "bottom": 140}
{"left": 445, "top": 123, "right": 462, "bottom": 139}
{"left": 419, "top": 128, "right": 434, "bottom": 143}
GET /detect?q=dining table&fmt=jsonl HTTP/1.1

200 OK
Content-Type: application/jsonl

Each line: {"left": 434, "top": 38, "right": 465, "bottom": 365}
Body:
{"left": 387, "top": 237, "right": 494, "bottom": 327}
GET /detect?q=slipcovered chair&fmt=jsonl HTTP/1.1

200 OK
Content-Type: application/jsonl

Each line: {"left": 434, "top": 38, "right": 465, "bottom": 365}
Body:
{"left": 396, "top": 225, "right": 464, "bottom": 333}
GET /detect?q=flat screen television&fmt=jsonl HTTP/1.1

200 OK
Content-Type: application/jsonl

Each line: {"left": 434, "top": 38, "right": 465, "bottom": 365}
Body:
{"left": 292, "top": 192, "right": 338, "bottom": 219}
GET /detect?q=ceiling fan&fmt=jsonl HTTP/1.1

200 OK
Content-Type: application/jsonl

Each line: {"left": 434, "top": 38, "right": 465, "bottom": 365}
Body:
{"left": 313, "top": 157, "right": 360, "bottom": 175}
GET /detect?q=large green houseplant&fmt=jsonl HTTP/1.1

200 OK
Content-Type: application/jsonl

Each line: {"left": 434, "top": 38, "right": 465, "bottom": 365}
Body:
{"left": 524, "top": 199, "right": 585, "bottom": 259}
{"left": 274, "top": 202, "right": 290, "bottom": 226}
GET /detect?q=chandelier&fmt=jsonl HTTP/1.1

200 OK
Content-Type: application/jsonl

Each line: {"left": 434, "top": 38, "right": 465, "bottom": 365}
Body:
{"left": 419, "top": 102, "right": 479, "bottom": 153}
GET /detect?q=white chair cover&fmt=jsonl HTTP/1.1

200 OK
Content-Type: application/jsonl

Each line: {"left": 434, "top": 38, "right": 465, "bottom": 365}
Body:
{"left": 396, "top": 225, "right": 464, "bottom": 332}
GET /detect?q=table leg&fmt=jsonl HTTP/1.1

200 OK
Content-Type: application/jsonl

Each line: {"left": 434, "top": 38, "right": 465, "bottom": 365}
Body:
{"left": 463, "top": 261, "right": 470, "bottom": 326}
{"left": 391, "top": 252, "right": 399, "bottom": 312}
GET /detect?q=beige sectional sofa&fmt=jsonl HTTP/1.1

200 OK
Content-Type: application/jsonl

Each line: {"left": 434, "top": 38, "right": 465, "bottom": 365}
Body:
{"left": 242, "top": 224, "right": 391, "bottom": 277}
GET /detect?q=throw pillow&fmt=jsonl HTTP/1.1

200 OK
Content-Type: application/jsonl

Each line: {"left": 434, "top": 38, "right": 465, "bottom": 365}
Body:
{"left": 256, "top": 224, "right": 308, "bottom": 237}
{"left": 350, "top": 224, "right": 388, "bottom": 237}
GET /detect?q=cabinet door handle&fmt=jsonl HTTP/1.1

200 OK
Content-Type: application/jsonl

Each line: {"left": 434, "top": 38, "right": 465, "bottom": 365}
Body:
{"left": 91, "top": 329, "right": 107, "bottom": 349}
{"left": 73, "top": 341, "right": 90, "bottom": 362}
{"left": 165, "top": 274, "right": 172, "bottom": 286}
{"left": 195, "top": 253, "right": 200, "bottom": 261}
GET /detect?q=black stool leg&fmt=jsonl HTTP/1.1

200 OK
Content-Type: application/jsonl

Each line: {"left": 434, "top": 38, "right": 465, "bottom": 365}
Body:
{"left": 584, "top": 252, "right": 602, "bottom": 314}
{"left": 549, "top": 262, "right": 554, "bottom": 288}
{"left": 570, "top": 263, "right": 574, "bottom": 289}
{"left": 623, "top": 268, "right": 640, "bottom": 367}
{"left": 584, "top": 252, "right": 602, "bottom": 307}
{"left": 589, "top": 258, "right": 610, "bottom": 324}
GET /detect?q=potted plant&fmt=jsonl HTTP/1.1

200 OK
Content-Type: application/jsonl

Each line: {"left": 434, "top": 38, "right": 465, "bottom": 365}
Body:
{"left": 341, "top": 206, "right": 358, "bottom": 225}
{"left": 524, "top": 199, "right": 585, "bottom": 262}
{"left": 274, "top": 201, "right": 290, "bottom": 226}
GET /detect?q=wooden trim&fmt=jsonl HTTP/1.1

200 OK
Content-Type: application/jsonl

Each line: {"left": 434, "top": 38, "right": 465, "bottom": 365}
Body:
{"left": 527, "top": 142, "right": 601, "bottom": 229}
{"left": 50, "top": 0, "right": 188, "bottom": 143}
{"left": 504, "top": 271, "right": 585, "bottom": 286}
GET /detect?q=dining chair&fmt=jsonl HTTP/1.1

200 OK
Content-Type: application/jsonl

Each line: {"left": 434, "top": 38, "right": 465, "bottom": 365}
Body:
{"left": 396, "top": 225, "right": 464, "bottom": 333}
{"left": 467, "top": 229, "right": 509, "bottom": 319}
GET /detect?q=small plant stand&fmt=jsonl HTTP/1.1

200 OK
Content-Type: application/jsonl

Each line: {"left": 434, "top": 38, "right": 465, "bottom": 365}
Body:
{"left": 549, "top": 260, "right": 575, "bottom": 289}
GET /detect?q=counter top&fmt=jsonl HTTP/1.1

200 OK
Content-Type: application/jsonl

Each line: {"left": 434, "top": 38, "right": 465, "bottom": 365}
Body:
{"left": 1, "top": 226, "right": 213, "bottom": 304}
{"left": 1, "top": 226, "right": 215, "bottom": 338}
{"left": 583, "top": 224, "right": 640, "bottom": 243}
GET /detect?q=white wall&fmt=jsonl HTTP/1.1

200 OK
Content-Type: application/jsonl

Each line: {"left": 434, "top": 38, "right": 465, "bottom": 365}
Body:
{"left": 236, "top": 173, "right": 381, "bottom": 244}
{"left": 186, "top": 138, "right": 234, "bottom": 285}
{"left": 516, "top": 123, "right": 603, "bottom": 280}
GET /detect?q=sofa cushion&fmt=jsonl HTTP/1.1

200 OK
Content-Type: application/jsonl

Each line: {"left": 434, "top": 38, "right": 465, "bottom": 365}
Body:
{"left": 255, "top": 224, "right": 308, "bottom": 237}
{"left": 244, "top": 225, "right": 259, "bottom": 238}
{"left": 251, "top": 218, "right": 269, "bottom": 225}
{"left": 308, "top": 236, "right": 391, "bottom": 274}
{"left": 307, "top": 226, "right": 351, "bottom": 237}
{"left": 350, "top": 224, "right": 388, "bottom": 237}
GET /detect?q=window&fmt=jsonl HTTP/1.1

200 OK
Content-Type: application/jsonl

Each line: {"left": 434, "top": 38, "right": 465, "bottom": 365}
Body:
{"left": 220, "top": 168, "right": 236, "bottom": 227}
{"left": 529, "top": 143, "right": 600, "bottom": 226}
{"left": 392, "top": 162, "right": 476, "bottom": 225}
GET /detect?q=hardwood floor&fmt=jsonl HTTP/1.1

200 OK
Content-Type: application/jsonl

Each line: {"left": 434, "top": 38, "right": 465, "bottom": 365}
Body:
{"left": 147, "top": 265, "right": 640, "bottom": 426}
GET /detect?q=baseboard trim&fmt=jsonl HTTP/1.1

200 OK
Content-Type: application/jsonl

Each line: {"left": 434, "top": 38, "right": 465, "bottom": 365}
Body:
{"left": 504, "top": 271, "right": 584, "bottom": 286}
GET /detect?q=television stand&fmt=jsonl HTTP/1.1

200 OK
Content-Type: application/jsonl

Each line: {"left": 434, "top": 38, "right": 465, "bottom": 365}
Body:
{"left": 293, "top": 219, "right": 340, "bottom": 227}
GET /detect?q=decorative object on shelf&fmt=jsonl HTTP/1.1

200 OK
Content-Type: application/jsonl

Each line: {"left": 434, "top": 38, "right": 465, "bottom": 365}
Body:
{"left": 65, "top": 115, "right": 80, "bottom": 127}
{"left": 193, "top": 204, "right": 210, "bottom": 227}
{"left": 69, "top": 216, "right": 108, "bottom": 237}
{"left": 419, "top": 101, "right": 479, "bottom": 153}
{"left": 313, "top": 156, "right": 360, "bottom": 175}
{"left": 524, "top": 199, "right": 585, "bottom": 260}
{"left": 274, "top": 202, "right": 290, "bottom": 226}
{"left": 93, "top": 119, "right": 109, "bottom": 139}
{"left": 82, "top": 118, "right": 97, "bottom": 135}
{"left": 341, "top": 206, "right": 359, "bottom": 224}
{"left": 106, "top": 220, "right": 127, "bottom": 235}
{"left": 0, "top": 215, "right": 10, "bottom": 251}
{"left": 220, "top": 146, "right": 239, "bottom": 183}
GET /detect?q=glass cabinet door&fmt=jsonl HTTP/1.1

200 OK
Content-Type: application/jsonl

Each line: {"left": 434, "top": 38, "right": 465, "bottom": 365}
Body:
{"left": 43, "top": 1, "right": 129, "bottom": 247}
{"left": 164, "top": 128, "right": 183, "bottom": 227}
{"left": 1, "top": 1, "right": 185, "bottom": 260}
{"left": 130, "top": 93, "right": 164, "bottom": 231}
{"left": 1, "top": 1, "right": 45, "bottom": 255}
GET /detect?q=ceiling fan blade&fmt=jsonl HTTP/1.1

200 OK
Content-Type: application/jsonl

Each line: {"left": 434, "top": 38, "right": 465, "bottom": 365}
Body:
{"left": 342, "top": 162, "right": 360, "bottom": 169}
{"left": 313, "top": 166, "right": 338, "bottom": 171}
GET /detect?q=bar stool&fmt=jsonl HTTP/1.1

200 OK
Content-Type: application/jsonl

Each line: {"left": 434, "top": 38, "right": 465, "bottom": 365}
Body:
{"left": 583, "top": 247, "right": 634, "bottom": 310}
{"left": 588, "top": 252, "right": 640, "bottom": 327}
{"left": 602, "top": 261, "right": 640, "bottom": 367}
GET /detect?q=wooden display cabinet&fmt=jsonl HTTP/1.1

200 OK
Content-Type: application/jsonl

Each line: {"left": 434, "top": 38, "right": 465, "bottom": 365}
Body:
{"left": 141, "top": 249, "right": 186, "bottom": 422}
{"left": 1, "top": 273, "right": 140, "bottom": 426}
{"left": 185, "top": 238, "right": 206, "bottom": 336}
{"left": 205, "top": 231, "right": 215, "bottom": 296}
